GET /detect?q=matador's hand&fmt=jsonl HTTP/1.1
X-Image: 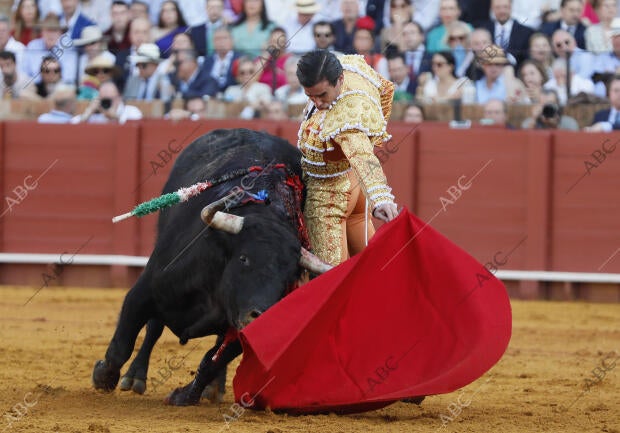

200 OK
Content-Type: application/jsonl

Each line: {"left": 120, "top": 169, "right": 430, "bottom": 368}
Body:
{"left": 373, "top": 202, "right": 399, "bottom": 222}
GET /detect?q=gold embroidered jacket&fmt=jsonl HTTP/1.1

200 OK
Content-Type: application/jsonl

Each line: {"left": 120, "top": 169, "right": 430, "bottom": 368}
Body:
{"left": 297, "top": 54, "right": 396, "bottom": 210}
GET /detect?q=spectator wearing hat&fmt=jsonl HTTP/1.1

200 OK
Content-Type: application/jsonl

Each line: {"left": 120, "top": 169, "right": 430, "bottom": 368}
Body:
{"left": 281, "top": 0, "right": 321, "bottom": 55}
{"left": 201, "top": 27, "right": 241, "bottom": 96}
{"left": 352, "top": 17, "right": 388, "bottom": 78}
{"left": 188, "top": 0, "right": 227, "bottom": 57}
{"left": 115, "top": 16, "right": 152, "bottom": 88}
{"left": 83, "top": 53, "right": 122, "bottom": 94}
{"left": 21, "top": 13, "right": 78, "bottom": 85}
{"left": 35, "top": 55, "right": 63, "bottom": 97}
{"left": 37, "top": 84, "right": 78, "bottom": 123}
{"left": 10, "top": 0, "right": 39, "bottom": 46}
{"left": 0, "top": 15, "right": 26, "bottom": 71}
{"left": 540, "top": 0, "right": 587, "bottom": 50}
{"left": 332, "top": 0, "right": 361, "bottom": 54}
{"left": 474, "top": 44, "right": 528, "bottom": 103}
{"left": 77, "top": 80, "right": 142, "bottom": 124}
{"left": 124, "top": 43, "right": 172, "bottom": 101}
{"left": 0, "top": 50, "right": 37, "bottom": 99}
{"left": 59, "top": 0, "right": 95, "bottom": 41}
{"left": 104, "top": 1, "right": 132, "bottom": 55}
{"left": 74, "top": 25, "right": 116, "bottom": 83}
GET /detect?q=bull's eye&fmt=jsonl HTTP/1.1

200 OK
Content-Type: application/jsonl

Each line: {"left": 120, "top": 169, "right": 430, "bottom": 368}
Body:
{"left": 239, "top": 254, "right": 250, "bottom": 265}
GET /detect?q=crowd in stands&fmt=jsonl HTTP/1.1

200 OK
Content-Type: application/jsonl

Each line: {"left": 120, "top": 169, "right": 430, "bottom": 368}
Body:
{"left": 0, "top": 0, "right": 619, "bottom": 130}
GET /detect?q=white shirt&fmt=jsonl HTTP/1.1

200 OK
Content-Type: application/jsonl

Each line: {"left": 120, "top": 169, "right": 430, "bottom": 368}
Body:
{"left": 2, "top": 37, "right": 26, "bottom": 70}
{"left": 543, "top": 74, "right": 595, "bottom": 105}
{"left": 210, "top": 51, "right": 234, "bottom": 87}
{"left": 85, "top": 103, "right": 143, "bottom": 124}
{"left": 494, "top": 19, "right": 514, "bottom": 48}
{"left": 412, "top": 0, "right": 441, "bottom": 31}
{"left": 282, "top": 15, "right": 321, "bottom": 55}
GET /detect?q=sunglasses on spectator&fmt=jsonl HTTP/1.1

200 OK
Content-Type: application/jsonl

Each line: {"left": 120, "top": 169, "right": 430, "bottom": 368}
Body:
{"left": 238, "top": 68, "right": 254, "bottom": 75}
{"left": 449, "top": 34, "right": 467, "bottom": 42}
{"left": 314, "top": 32, "right": 332, "bottom": 38}
{"left": 391, "top": 3, "right": 407, "bottom": 8}
{"left": 42, "top": 68, "right": 61, "bottom": 73}
{"left": 90, "top": 68, "right": 112, "bottom": 74}
{"left": 432, "top": 61, "right": 447, "bottom": 67}
{"left": 136, "top": 63, "right": 150, "bottom": 69}
{"left": 555, "top": 39, "right": 571, "bottom": 48}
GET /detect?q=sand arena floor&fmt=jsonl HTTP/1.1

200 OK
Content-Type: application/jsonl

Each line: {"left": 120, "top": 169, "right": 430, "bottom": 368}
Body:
{"left": 0, "top": 286, "right": 618, "bottom": 433}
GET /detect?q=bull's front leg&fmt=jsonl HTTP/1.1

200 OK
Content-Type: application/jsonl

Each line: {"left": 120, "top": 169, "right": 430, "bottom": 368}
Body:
{"left": 119, "top": 318, "right": 165, "bottom": 394}
{"left": 164, "top": 336, "right": 241, "bottom": 406}
{"left": 92, "top": 279, "right": 152, "bottom": 392}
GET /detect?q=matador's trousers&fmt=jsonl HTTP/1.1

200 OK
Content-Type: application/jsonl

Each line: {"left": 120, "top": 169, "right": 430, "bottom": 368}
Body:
{"left": 303, "top": 170, "right": 375, "bottom": 266}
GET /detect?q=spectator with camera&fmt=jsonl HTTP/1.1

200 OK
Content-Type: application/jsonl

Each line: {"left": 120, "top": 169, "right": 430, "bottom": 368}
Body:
{"left": 521, "top": 88, "right": 580, "bottom": 130}
{"left": 76, "top": 80, "right": 142, "bottom": 124}
{"left": 124, "top": 43, "right": 172, "bottom": 101}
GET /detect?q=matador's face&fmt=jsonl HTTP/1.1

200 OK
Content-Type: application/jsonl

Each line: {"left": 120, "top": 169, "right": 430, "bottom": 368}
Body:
{"left": 303, "top": 74, "right": 344, "bottom": 110}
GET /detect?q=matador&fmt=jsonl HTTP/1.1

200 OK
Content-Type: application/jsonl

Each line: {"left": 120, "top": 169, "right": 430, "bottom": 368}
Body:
{"left": 296, "top": 50, "right": 398, "bottom": 266}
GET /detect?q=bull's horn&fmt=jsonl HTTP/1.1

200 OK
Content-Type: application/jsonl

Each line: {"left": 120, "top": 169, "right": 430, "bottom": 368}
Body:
{"left": 300, "top": 247, "right": 333, "bottom": 274}
{"left": 201, "top": 192, "right": 244, "bottom": 234}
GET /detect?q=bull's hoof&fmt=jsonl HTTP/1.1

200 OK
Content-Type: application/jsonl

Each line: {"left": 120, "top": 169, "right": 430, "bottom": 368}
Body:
{"left": 92, "top": 360, "right": 120, "bottom": 392}
{"left": 119, "top": 376, "right": 146, "bottom": 394}
{"left": 163, "top": 383, "right": 201, "bottom": 406}
{"left": 202, "top": 383, "right": 225, "bottom": 403}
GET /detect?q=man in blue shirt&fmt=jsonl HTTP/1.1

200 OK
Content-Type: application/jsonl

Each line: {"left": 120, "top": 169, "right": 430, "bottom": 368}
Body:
{"left": 475, "top": 44, "right": 510, "bottom": 103}
{"left": 37, "top": 84, "right": 78, "bottom": 123}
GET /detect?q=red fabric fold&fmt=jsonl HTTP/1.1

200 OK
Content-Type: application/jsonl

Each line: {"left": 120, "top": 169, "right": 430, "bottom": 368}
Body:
{"left": 233, "top": 208, "right": 512, "bottom": 414}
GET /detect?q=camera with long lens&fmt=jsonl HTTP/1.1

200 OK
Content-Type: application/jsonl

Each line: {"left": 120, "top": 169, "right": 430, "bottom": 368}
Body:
{"left": 541, "top": 103, "right": 559, "bottom": 118}
{"left": 100, "top": 98, "right": 113, "bottom": 110}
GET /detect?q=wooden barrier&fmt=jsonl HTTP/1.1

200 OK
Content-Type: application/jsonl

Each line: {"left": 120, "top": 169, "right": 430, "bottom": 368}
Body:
{"left": 0, "top": 98, "right": 611, "bottom": 129}
{"left": 0, "top": 120, "right": 618, "bottom": 301}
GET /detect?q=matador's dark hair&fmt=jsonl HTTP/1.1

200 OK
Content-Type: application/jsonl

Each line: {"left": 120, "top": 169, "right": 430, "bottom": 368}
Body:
{"left": 296, "top": 49, "right": 343, "bottom": 88}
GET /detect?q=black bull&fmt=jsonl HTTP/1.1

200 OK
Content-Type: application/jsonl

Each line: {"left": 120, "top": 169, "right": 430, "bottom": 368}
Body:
{"left": 92, "top": 129, "right": 330, "bottom": 405}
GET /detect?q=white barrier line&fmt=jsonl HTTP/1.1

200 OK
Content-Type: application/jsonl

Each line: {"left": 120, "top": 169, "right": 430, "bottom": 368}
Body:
{"left": 0, "top": 253, "right": 148, "bottom": 267}
{"left": 0, "top": 253, "right": 620, "bottom": 283}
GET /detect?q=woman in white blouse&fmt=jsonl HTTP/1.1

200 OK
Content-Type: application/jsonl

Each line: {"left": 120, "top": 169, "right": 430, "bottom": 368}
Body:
{"left": 417, "top": 51, "right": 475, "bottom": 103}
{"left": 585, "top": 0, "right": 618, "bottom": 53}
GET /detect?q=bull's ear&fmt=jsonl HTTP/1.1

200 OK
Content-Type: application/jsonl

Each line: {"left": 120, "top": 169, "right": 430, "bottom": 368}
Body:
{"left": 299, "top": 248, "right": 333, "bottom": 274}
{"left": 201, "top": 209, "right": 244, "bottom": 234}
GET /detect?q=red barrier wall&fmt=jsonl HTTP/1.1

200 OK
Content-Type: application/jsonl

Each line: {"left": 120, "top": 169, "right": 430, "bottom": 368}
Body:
{"left": 0, "top": 121, "right": 618, "bottom": 300}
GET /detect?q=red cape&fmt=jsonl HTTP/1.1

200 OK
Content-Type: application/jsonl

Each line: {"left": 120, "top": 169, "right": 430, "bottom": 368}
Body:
{"left": 233, "top": 208, "right": 512, "bottom": 414}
